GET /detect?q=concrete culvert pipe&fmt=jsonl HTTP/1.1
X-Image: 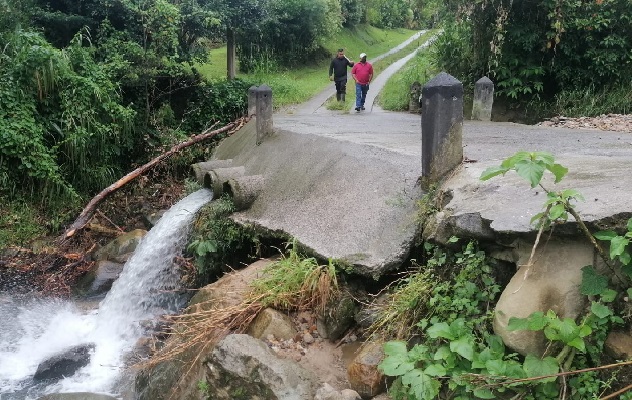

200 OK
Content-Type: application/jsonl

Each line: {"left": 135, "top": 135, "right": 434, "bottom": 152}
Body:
{"left": 204, "top": 166, "right": 246, "bottom": 198}
{"left": 223, "top": 175, "right": 265, "bottom": 211}
{"left": 191, "top": 159, "right": 233, "bottom": 186}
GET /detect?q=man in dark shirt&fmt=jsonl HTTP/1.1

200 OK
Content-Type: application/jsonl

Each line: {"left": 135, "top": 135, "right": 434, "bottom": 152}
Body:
{"left": 328, "top": 48, "right": 354, "bottom": 102}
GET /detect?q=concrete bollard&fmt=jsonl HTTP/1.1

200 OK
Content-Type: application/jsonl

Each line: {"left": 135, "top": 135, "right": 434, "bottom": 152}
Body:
{"left": 248, "top": 85, "right": 258, "bottom": 117}
{"left": 421, "top": 72, "right": 463, "bottom": 186}
{"left": 255, "top": 85, "right": 273, "bottom": 145}
{"left": 203, "top": 166, "right": 246, "bottom": 199}
{"left": 223, "top": 175, "right": 265, "bottom": 211}
{"left": 472, "top": 76, "right": 494, "bottom": 121}
{"left": 409, "top": 81, "right": 422, "bottom": 114}
{"left": 191, "top": 159, "right": 233, "bottom": 186}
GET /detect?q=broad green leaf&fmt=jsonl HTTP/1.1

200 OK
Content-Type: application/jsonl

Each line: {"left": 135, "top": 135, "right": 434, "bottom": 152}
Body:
{"left": 527, "top": 312, "right": 548, "bottom": 331}
{"left": 450, "top": 336, "right": 475, "bottom": 361}
{"left": 383, "top": 341, "right": 409, "bottom": 357}
{"left": 620, "top": 251, "right": 632, "bottom": 266}
{"left": 594, "top": 230, "right": 617, "bottom": 241}
{"left": 427, "top": 322, "right": 455, "bottom": 340}
{"left": 480, "top": 165, "right": 509, "bottom": 181}
{"left": 485, "top": 359, "right": 507, "bottom": 376}
{"left": 548, "top": 203, "right": 566, "bottom": 220}
{"left": 514, "top": 159, "right": 545, "bottom": 188}
{"left": 424, "top": 363, "right": 446, "bottom": 377}
{"left": 408, "top": 344, "right": 430, "bottom": 361}
{"left": 402, "top": 370, "right": 441, "bottom": 400}
{"left": 566, "top": 337, "right": 586, "bottom": 352}
{"left": 532, "top": 152, "right": 555, "bottom": 165}
{"left": 530, "top": 211, "right": 546, "bottom": 225}
{"left": 609, "top": 236, "right": 629, "bottom": 258}
{"left": 591, "top": 302, "right": 613, "bottom": 319}
{"left": 433, "top": 345, "right": 452, "bottom": 361}
{"left": 627, "top": 288, "right": 632, "bottom": 299}
{"left": 507, "top": 316, "right": 530, "bottom": 331}
{"left": 579, "top": 324, "right": 592, "bottom": 337}
{"left": 378, "top": 353, "right": 415, "bottom": 376}
{"left": 486, "top": 335, "right": 506, "bottom": 357}
{"left": 473, "top": 387, "right": 496, "bottom": 399}
{"left": 627, "top": 217, "right": 632, "bottom": 232}
{"left": 601, "top": 289, "right": 618, "bottom": 303}
{"left": 547, "top": 163, "right": 568, "bottom": 183}
{"left": 545, "top": 318, "right": 579, "bottom": 344}
{"left": 502, "top": 151, "right": 531, "bottom": 168}
{"left": 560, "top": 188, "right": 584, "bottom": 201}
{"left": 580, "top": 266, "right": 609, "bottom": 296}
{"left": 523, "top": 355, "right": 559, "bottom": 383}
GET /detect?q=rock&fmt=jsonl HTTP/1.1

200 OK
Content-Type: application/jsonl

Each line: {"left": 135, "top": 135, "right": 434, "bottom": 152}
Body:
{"left": 303, "top": 332, "right": 315, "bottom": 344}
{"left": 605, "top": 330, "right": 632, "bottom": 360}
{"left": 142, "top": 210, "right": 166, "bottom": 229}
{"left": 205, "top": 334, "right": 318, "bottom": 400}
{"left": 315, "top": 382, "right": 343, "bottom": 400}
{"left": 317, "top": 293, "right": 356, "bottom": 341}
{"left": 248, "top": 307, "right": 297, "bottom": 340}
{"left": 341, "top": 389, "right": 362, "bottom": 400}
{"left": 188, "top": 258, "right": 274, "bottom": 312}
{"left": 347, "top": 341, "right": 386, "bottom": 398}
{"left": 494, "top": 238, "right": 593, "bottom": 356}
{"left": 136, "top": 259, "right": 276, "bottom": 400}
{"left": 93, "top": 229, "right": 147, "bottom": 263}
{"left": 370, "top": 394, "right": 392, "bottom": 400}
{"left": 33, "top": 344, "right": 95, "bottom": 382}
{"left": 75, "top": 260, "right": 125, "bottom": 296}
{"left": 355, "top": 294, "right": 388, "bottom": 329}
{"left": 38, "top": 394, "right": 118, "bottom": 400}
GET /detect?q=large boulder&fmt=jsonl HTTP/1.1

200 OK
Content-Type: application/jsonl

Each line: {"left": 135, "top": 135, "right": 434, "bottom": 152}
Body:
{"left": 93, "top": 229, "right": 147, "bottom": 263}
{"left": 205, "top": 334, "right": 318, "bottom": 400}
{"left": 317, "top": 293, "right": 356, "bottom": 341}
{"left": 248, "top": 307, "right": 297, "bottom": 340}
{"left": 33, "top": 344, "right": 95, "bottom": 382}
{"left": 346, "top": 341, "right": 386, "bottom": 399}
{"left": 75, "top": 260, "right": 125, "bottom": 296}
{"left": 493, "top": 238, "right": 593, "bottom": 356}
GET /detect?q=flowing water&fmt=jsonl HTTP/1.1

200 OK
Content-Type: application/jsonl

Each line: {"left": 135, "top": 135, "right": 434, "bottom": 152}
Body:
{"left": 0, "top": 189, "right": 213, "bottom": 399}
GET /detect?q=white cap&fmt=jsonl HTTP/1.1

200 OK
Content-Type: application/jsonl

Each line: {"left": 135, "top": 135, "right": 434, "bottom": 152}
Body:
{"left": 360, "top": 53, "right": 367, "bottom": 59}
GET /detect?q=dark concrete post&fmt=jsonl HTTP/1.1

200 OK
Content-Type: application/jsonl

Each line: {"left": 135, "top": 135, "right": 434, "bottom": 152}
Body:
{"left": 409, "top": 81, "right": 422, "bottom": 114}
{"left": 256, "top": 85, "right": 273, "bottom": 145}
{"left": 248, "top": 85, "right": 258, "bottom": 117}
{"left": 226, "top": 27, "right": 236, "bottom": 80}
{"left": 472, "top": 76, "right": 494, "bottom": 121}
{"left": 421, "top": 72, "right": 463, "bottom": 186}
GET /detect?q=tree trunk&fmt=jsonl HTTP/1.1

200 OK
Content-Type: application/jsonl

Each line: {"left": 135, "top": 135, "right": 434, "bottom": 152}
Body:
{"left": 227, "top": 27, "right": 236, "bottom": 80}
{"left": 60, "top": 118, "right": 246, "bottom": 242}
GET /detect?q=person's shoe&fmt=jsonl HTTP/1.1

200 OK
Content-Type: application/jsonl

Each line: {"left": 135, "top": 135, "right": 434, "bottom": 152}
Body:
{"left": 355, "top": 107, "right": 360, "bottom": 112}
{"left": 361, "top": 107, "right": 365, "bottom": 110}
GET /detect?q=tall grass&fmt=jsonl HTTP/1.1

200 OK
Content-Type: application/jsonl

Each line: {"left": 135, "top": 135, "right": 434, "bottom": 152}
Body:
{"left": 532, "top": 83, "right": 632, "bottom": 118}
{"left": 377, "top": 48, "right": 437, "bottom": 111}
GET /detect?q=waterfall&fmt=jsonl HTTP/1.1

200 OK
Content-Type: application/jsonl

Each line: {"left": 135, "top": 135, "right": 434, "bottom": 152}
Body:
{"left": 0, "top": 189, "right": 213, "bottom": 399}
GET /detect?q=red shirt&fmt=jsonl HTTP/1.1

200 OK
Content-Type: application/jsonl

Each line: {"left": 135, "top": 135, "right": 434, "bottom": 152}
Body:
{"left": 351, "top": 62, "right": 373, "bottom": 85}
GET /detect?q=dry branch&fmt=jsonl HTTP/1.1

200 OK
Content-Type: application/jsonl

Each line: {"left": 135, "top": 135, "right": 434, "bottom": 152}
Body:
{"left": 59, "top": 117, "right": 248, "bottom": 242}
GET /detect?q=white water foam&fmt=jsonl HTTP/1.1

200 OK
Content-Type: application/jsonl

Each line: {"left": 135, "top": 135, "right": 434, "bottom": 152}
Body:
{"left": 0, "top": 189, "right": 212, "bottom": 399}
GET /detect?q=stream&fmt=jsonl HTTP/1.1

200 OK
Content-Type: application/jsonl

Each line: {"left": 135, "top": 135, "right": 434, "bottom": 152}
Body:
{"left": 0, "top": 189, "right": 213, "bottom": 399}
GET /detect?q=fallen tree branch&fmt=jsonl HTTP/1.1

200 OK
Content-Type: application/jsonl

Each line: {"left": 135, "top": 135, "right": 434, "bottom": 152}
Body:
{"left": 59, "top": 117, "right": 247, "bottom": 242}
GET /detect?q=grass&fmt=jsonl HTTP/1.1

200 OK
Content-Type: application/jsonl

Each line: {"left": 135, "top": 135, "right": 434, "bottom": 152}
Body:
{"left": 195, "top": 25, "right": 419, "bottom": 108}
{"left": 377, "top": 44, "right": 438, "bottom": 111}
{"left": 0, "top": 196, "right": 50, "bottom": 250}
{"left": 371, "top": 29, "right": 437, "bottom": 77}
{"left": 529, "top": 83, "right": 632, "bottom": 119}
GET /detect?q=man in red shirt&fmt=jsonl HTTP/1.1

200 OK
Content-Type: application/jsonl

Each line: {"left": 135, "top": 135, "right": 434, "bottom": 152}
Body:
{"left": 351, "top": 53, "right": 373, "bottom": 112}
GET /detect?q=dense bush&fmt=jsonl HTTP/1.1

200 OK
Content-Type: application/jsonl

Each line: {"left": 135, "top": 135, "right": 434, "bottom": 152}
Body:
{"left": 433, "top": 0, "right": 632, "bottom": 105}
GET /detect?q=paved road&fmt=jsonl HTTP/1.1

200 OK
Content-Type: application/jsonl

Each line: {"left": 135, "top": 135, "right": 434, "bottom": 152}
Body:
{"left": 290, "top": 30, "right": 429, "bottom": 115}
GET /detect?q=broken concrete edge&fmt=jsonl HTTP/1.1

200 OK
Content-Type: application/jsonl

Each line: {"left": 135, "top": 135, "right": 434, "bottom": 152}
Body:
{"left": 229, "top": 215, "right": 419, "bottom": 280}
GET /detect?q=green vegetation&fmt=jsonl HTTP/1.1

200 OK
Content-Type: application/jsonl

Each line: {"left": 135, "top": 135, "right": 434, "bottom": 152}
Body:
{"left": 432, "top": 0, "right": 632, "bottom": 116}
{"left": 187, "top": 196, "right": 259, "bottom": 284}
{"left": 197, "top": 25, "right": 418, "bottom": 108}
{"left": 377, "top": 47, "right": 436, "bottom": 111}
{"left": 250, "top": 241, "right": 339, "bottom": 313}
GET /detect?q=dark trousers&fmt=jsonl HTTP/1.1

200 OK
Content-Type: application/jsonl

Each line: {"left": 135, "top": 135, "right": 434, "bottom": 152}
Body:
{"left": 335, "top": 79, "right": 347, "bottom": 95}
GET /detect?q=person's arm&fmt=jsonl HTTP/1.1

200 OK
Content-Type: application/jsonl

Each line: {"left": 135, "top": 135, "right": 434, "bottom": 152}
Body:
{"left": 328, "top": 60, "right": 334, "bottom": 80}
{"left": 351, "top": 65, "right": 357, "bottom": 82}
{"left": 345, "top": 56, "right": 354, "bottom": 67}
{"left": 368, "top": 65, "right": 374, "bottom": 83}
